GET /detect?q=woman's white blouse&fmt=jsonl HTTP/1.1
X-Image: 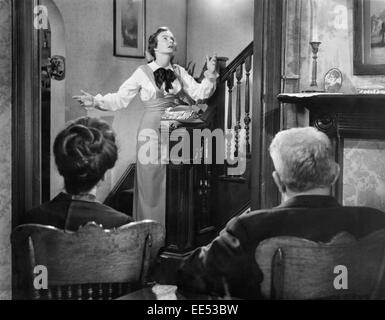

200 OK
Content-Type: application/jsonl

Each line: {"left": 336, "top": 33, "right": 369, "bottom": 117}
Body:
{"left": 94, "top": 61, "right": 218, "bottom": 111}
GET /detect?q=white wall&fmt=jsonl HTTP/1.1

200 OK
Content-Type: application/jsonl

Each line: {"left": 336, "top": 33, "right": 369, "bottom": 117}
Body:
{"left": 186, "top": 0, "right": 254, "bottom": 72}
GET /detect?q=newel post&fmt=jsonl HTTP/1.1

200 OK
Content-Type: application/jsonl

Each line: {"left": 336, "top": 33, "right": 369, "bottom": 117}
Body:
{"left": 208, "top": 57, "right": 228, "bottom": 130}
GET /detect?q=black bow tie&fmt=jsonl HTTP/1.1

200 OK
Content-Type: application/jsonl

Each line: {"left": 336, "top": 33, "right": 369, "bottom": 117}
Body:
{"left": 154, "top": 68, "right": 176, "bottom": 93}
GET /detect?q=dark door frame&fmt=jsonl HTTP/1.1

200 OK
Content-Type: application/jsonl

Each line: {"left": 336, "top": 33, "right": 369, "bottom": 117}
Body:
{"left": 12, "top": 0, "right": 42, "bottom": 228}
{"left": 251, "top": 0, "right": 283, "bottom": 210}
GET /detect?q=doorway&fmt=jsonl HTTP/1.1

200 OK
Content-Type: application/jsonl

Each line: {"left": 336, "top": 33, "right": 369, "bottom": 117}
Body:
{"left": 12, "top": 0, "right": 66, "bottom": 225}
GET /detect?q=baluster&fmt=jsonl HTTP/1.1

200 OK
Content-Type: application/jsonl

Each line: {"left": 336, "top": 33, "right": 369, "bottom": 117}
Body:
{"left": 202, "top": 138, "right": 209, "bottom": 227}
{"left": 87, "top": 284, "right": 93, "bottom": 300}
{"left": 122, "top": 283, "right": 128, "bottom": 295}
{"left": 48, "top": 288, "right": 53, "bottom": 300}
{"left": 56, "top": 286, "right": 63, "bottom": 300}
{"left": 206, "top": 165, "right": 212, "bottom": 220}
{"left": 98, "top": 283, "right": 104, "bottom": 300}
{"left": 33, "top": 289, "right": 41, "bottom": 300}
{"left": 198, "top": 176, "right": 204, "bottom": 230}
{"left": 66, "top": 285, "right": 72, "bottom": 300}
{"left": 42, "top": 289, "right": 49, "bottom": 300}
{"left": 244, "top": 55, "right": 252, "bottom": 156}
{"left": 198, "top": 164, "right": 210, "bottom": 229}
{"left": 202, "top": 168, "right": 209, "bottom": 228}
{"left": 235, "top": 65, "right": 243, "bottom": 158}
{"left": 226, "top": 73, "right": 235, "bottom": 162}
{"left": 77, "top": 284, "right": 82, "bottom": 300}
{"left": 118, "top": 283, "right": 123, "bottom": 297}
{"left": 108, "top": 283, "right": 113, "bottom": 300}
{"left": 204, "top": 177, "right": 209, "bottom": 226}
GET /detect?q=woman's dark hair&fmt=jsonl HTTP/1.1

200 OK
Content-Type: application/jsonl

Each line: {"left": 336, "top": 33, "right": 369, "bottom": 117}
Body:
{"left": 147, "top": 26, "right": 172, "bottom": 60}
{"left": 53, "top": 117, "right": 118, "bottom": 195}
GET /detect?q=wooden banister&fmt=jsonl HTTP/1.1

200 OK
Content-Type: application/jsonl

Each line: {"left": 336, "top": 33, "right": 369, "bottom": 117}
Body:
{"left": 221, "top": 42, "right": 253, "bottom": 82}
{"left": 104, "top": 163, "right": 136, "bottom": 215}
{"left": 220, "top": 41, "right": 254, "bottom": 164}
{"left": 245, "top": 55, "right": 252, "bottom": 155}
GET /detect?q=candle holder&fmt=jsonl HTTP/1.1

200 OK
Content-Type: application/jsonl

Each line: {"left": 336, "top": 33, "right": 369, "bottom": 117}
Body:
{"left": 310, "top": 41, "right": 321, "bottom": 87}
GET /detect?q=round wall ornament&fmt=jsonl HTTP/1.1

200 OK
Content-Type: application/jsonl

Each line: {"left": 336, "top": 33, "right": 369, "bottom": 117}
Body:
{"left": 324, "top": 68, "right": 343, "bottom": 93}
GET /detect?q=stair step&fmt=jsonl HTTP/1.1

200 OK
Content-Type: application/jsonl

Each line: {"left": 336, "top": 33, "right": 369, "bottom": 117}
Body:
{"left": 120, "top": 188, "right": 134, "bottom": 194}
{"left": 217, "top": 175, "right": 247, "bottom": 183}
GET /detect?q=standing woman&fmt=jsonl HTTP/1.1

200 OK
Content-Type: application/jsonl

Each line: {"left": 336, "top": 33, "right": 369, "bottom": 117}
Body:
{"left": 73, "top": 26, "right": 218, "bottom": 226}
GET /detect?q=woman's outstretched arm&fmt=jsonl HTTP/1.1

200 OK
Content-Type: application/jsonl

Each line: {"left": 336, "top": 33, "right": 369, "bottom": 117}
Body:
{"left": 73, "top": 68, "right": 143, "bottom": 111}
{"left": 176, "top": 55, "right": 219, "bottom": 102}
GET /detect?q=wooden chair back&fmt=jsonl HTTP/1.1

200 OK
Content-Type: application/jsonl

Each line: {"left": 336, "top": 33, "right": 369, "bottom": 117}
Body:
{"left": 12, "top": 220, "right": 165, "bottom": 300}
{"left": 255, "top": 230, "right": 385, "bottom": 300}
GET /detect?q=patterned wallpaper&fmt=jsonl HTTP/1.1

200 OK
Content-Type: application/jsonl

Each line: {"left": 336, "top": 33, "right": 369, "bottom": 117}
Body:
{"left": 343, "top": 139, "right": 385, "bottom": 212}
{"left": 0, "top": 0, "right": 12, "bottom": 300}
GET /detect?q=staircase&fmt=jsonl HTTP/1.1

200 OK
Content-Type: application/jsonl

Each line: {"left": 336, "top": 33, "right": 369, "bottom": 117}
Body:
{"left": 104, "top": 164, "right": 135, "bottom": 217}
{"left": 104, "top": 42, "right": 255, "bottom": 255}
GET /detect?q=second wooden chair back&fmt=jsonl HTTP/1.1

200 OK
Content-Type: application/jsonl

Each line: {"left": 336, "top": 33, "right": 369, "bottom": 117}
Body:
{"left": 255, "top": 230, "right": 385, "bottom": 300}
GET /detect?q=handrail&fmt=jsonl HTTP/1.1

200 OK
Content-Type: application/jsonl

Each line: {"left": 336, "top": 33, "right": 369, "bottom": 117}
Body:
{"left": 104, "top": 163, "right": 136, "bottom": 207}
{"left": 221, "top": 41, "right": 253, "bottom": 82}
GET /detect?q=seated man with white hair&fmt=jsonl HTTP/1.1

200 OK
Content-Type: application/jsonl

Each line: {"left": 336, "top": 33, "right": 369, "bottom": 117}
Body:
{"left": 177, "top": 127, "right": 385, "bottom": 299}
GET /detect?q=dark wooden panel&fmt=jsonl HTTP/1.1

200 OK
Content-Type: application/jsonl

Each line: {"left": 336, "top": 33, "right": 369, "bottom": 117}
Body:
{"left": 251, "top": 0, "right": 283, "bottom": 210}
{"left": 166, "top": 163, "right": 195, "bottom": 253}
{"left": 12, "top": 0, "right": 42, "bottom": 227}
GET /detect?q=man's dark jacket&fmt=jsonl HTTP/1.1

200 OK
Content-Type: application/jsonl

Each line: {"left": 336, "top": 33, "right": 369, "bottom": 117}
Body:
{"left": 177, "top": 195, "right": 385, "bottom": 299}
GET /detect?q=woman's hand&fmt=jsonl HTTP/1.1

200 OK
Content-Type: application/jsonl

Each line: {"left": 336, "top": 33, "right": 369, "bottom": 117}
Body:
{"left": 206, "top": 55, "right": 217, "bottom": 74}
{"left": 73, "top": 90, "right": 96, "bottom": 109}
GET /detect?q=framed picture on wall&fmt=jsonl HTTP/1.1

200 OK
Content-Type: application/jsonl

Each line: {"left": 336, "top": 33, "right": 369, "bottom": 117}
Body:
{"left": 114, "top": 0, "right": 146, "bottom": 58}
{"left": 353, "top": 0, "right": 385, "bottom": 75}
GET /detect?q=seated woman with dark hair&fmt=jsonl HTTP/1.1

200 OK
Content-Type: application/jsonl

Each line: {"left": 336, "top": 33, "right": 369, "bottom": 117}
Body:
{"left": 23, "top": 117, "right": 133, "bottom": 231}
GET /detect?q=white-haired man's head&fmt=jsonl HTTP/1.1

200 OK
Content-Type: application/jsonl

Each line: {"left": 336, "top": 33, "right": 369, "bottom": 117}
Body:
{"left": 269, "top": 127, "right": 340, "bottom": 200}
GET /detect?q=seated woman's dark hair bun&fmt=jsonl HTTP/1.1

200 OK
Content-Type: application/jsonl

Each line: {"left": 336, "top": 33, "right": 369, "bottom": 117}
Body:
{"left": 53, "top": 117, "right": 118, "bottom": 195}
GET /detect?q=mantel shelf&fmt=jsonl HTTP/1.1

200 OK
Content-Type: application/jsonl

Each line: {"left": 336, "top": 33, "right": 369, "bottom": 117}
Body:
{"left": 277, "top": 93, "right": 385, "bottom": 105}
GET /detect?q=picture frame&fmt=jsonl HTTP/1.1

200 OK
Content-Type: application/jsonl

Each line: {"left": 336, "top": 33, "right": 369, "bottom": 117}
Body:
{"left": 353, "top": 0, "right": 385, "bottom": 75}
{"left": 114, "top": 0, "right": 146, "bottom": 58}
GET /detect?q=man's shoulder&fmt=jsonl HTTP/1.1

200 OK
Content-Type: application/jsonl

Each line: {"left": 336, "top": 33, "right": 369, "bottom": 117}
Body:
{"left": 338, "top": 205, "right": 385, "bottom": 220}
{"left": 234, "top": 204, "right": 385, "bottom": 235}
{"left": 237, "top": 207, "right": 286, "bottom": 222}
{"left": 341, "top": 205, "right": 385, "bottom": 214}
{"left": 225, "top": 208, "right": 284, "bottom": 235}
{"left": 240, "top": 204, "right": 385, "bottom": 218}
